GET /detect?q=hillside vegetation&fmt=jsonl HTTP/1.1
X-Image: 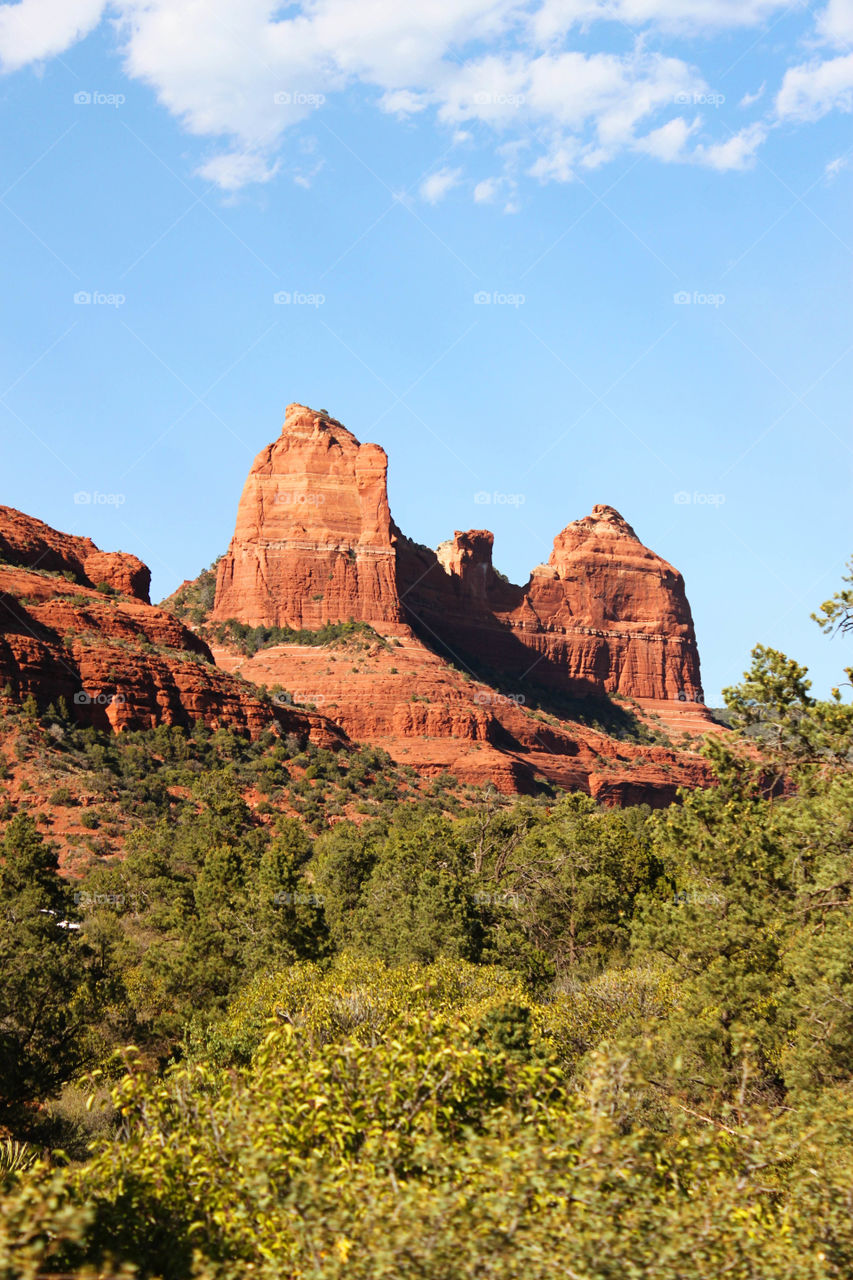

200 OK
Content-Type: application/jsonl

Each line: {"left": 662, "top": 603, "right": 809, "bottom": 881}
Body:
{"left": 0, "top": 566, "right": 851, "bottom": 1278}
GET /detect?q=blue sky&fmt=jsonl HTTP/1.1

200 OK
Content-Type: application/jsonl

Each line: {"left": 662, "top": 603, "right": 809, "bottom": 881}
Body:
{"left": 1, "top": 0, "right": 851, "bottom": 704}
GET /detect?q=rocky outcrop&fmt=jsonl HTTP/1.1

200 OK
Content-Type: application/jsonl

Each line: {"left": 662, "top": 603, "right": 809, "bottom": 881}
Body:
{"left": 399, "top": 506, "right": 703, "bottom": 702}
{"left": 197, "top": 401, "right": 721, "bottom": 804}
{"left": 212, "top": 405, "right": 707, "bottom": 710}
{"left": 0, "top": 397, "right": 719, "bottom": 806}
{"left": 212, "top": 629, "right": 714, "bottom": 806}
{"left": 0, "top": 509, "right": 345, "bottom": 747}
{"left": 213, "top": 404, "right": 404, "bottom": 630}
{"left": 0, "top": 505, "right": 151, "bottom": 602}
{"left": 527, "top": 504, "right": 703, "bottom": 700}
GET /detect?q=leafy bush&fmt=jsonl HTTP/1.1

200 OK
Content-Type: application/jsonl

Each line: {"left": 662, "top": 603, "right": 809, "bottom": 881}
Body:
{"left": 205, "top": 616, "right": 391, "bottom": 657}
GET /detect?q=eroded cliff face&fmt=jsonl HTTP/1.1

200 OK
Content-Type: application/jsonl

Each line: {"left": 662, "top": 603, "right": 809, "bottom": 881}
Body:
{"left": 0, "top": 403, "right": 718, "bottom": 805}
{"left": 212, "top": 404, "right": 403, "bottom": 630}
{"left": 199, "top": 402, "right": 719, "bottom": 803}
{"left": 399, "top": 506, "right": 702, "bottom": 702}
{"left": 0, "top": 505, "right": 151, "bottom": 602}
{"left": 0, "top": 508, "right": 344, "bottom": 747}
{"left": 528, "top": 504, "right": 703, "bottom": 700}
{"left": 214, "top": 631, "right": 715, "bottom": 806}
{"left": 212, "top": 405, "right": 706, "bottom": 708}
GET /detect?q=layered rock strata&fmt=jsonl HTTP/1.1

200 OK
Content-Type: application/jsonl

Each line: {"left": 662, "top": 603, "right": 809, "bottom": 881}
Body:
{"left": 214, "top": 405, "right": 707, "bottom": 707}
{"left": 200, "top": 402, "right": 721, "bottom": 802}
{"left": 0, "top": 508, "right": 343, "bottom": 746}
{"left": 212, "top": 404, "right": 403, "bottom": 630}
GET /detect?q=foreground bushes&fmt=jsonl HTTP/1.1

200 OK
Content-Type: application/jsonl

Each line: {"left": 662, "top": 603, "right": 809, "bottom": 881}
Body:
{"left": 3, "top": 958, "right": 853, "bottom": 1278}
{"left": 2, "top": 570, "right": 853, "bottom": 1276}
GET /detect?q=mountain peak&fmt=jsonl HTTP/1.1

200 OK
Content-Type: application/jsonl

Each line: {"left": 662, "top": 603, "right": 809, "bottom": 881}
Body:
{"left": 281, "top": 403, "right": 356, "bottom": 444}
{"left": 217, "top": 401, "right": 704, "bottom": 706}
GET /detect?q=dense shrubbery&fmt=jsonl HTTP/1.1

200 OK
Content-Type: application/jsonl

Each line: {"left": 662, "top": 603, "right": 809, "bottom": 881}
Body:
{"left": 6, "top": 959, "right": 853, "bottom": 1279}
{"left": 0, "top": 572, "right": 852, "bottom": 1275}
{"left": 203, "top": 616, "right": 391, "bottom": 657}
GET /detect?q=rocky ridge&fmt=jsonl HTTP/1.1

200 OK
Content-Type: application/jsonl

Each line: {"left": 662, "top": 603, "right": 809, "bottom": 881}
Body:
{"left": 198, "top": 403, "right": 722, "bottom": 801}
{"left": 0, "top": 507, "right": 343, "bottom": 746}
{"left": 0, "top": 405, "right": 722, "bottom": 804}
{"left": 213, "top": 404, "right": 709, "bottom": 706}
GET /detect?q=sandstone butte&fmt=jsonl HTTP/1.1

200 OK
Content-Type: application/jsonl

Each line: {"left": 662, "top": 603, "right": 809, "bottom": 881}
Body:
{"left": 0, "top": 405, "right": 723, "bottom": 807}
{"left": 0, "top": 504, "right": 343, "bottom": 748}
{"left": 203, "top": 403, "right": 723, "bottom": 804}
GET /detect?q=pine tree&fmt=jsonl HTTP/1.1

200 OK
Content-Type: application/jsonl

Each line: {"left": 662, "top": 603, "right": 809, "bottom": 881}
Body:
{"left": 0, "top": 816, "right": 87, "bottom": 1123}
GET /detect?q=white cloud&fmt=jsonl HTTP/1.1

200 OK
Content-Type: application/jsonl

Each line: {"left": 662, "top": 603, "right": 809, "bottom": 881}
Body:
{"left": 115, "top": 0, "right": 331, "bottom": 149}
{"left": 739, "top": 82, "right": 765, "bottom": 108}
{"left": 528, "top": 136, "right": 580, "bottom": 181}
{"left": 436, "top": 54, "right": 528, "bottom": 126}
{"left": 530, "top": 0, "right": 791, "bottom": 41}
{"left": 379, "top": 88, "right": 428, "bottom": 116}
{"left": 776, "top": 52, "right": 853, "bottom": 122}
{"left": 529, "top": 50, "right": 694, "bottom": 137}
{"left": 692, "top": 122, "right": 767, "bottom": 170}
{"left": 818, "top": 0, "right": 853, "bottom": 46}
{"left": 420, "top": 166, "right": 462, "bottom": 202}
{"left": 474, "top": 176, "right": 500, "bottom": 202}
{"left": 303, "top": 0, "right": 519, "bottom": 88}
{"left": 437, "top": 47, "right": 703, "bottom": 166}
{"left": 472, "top": 174, "right": 519, "bottom": 208}
{"left": 293, "top": 153, "right": 325, "bottom": 188}
{"left": 196, "top": 151, "right": 280, "bottom": 189}
{"left": 773, "top": 1, "right": 853, "bottom": 125}
{"left": 0, "top": 0, "right": 847, "bottom": 189}
{"left": 635, "top": 114, "right": 697, "bottom": 161}
{"left": 0, "top": 0, "right": 107, "bottom": 73}
{"left": 825, "top": 154, "right": 848, "bottom": 179}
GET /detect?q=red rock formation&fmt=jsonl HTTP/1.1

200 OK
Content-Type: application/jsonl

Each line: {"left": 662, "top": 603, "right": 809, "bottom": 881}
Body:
{"left": 212, "top": 404, "right": 701, "bottom": 711}
{"left": 0, "top": 505, "right": 151, "bottom": 602}
{"left": 435, "top": 529, "right": 496, "bottom": 600}
{"left": 200, "top": 402, "right": 720, "bottom": 800}
{"left": 212, "top": 630, "right": 715, "bottom": 806}
{"left": 0, "top": 414, "right": 719, "bottom": 808}
{"left": 526, "top": 504, "right": 703, "bottom": 700}
{"left": 213, "top": 404, "right": 707, "bottom": 710}
{"left": 400, "top": 506, "right": 703, "bottom": 702}
{"left": 0, "top": 508, "right": 344, "bottom": 748}
{"left": 213, "top": 404, "right": 404, "bottom": 630}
